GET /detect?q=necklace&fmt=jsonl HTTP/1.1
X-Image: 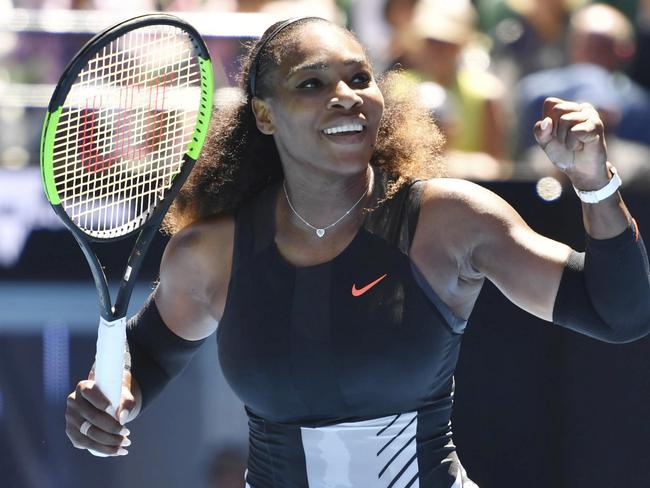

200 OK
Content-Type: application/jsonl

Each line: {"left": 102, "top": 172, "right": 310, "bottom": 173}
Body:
{"left": 282, "top": 170, "right": 373, "bottom": 238}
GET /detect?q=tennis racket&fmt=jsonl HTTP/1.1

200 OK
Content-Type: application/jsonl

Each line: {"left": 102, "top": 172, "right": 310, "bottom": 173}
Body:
{"left": 39, "top": 13, "right": 213, "bottom": 444}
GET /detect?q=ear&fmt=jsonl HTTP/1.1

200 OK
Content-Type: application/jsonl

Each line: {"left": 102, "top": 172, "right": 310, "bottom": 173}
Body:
{"left": 251, "top": 98, "right": 275, "bottom": 135}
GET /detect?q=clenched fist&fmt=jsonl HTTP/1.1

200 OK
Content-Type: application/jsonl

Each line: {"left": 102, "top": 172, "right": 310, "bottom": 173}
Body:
{"left": 534, "top": 97, "right": 612, "bottom": 191}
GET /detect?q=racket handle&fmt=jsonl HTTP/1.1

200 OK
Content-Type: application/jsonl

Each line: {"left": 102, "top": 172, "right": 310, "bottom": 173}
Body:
{"left": 88, "top": 316, "right": 126, "bottom": 458}
{"left": 94, "top": 316, "right": 127, "bottom": 418}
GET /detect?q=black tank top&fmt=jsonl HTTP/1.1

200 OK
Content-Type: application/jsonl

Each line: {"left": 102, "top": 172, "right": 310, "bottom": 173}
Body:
{"left": 217, "top": 170, "right": 475, "bottom": 487}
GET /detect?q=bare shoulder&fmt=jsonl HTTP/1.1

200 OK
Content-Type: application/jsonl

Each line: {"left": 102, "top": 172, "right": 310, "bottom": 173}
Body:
{"left": 409, "top": 178, "right": 518, "bottom": 318}
{"left": 421, "top": 178, "right": 513, "bottom": 210}
{"left": 412, "top": 178, "right": 572, "bottom": 320}
{"left": 161, "top": 214, "right": 235, "bottom": 282}
{"left": 418, "top": 178, "right": 526, "bottom": 248}
{"left": 156, "top": 214, "right": 235, "bottom": 340}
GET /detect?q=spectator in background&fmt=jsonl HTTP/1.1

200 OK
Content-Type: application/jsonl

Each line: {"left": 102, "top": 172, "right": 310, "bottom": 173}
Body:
{"left": 514, "top": 3, "right": 650, "bottom": 155}
{"left": 381, "top": 0, "right": 418, "bottom": 68}
{"left": 348, "top": 0, "right": 418, "bottom": 72}
{"left": 415, "top": 80, "right": 508, "bottom": 181}
{"left": 403, "top": 0, "right": 510, "bottom": 178}
{"left": 590, "top": 0, "right": 637, "bottom": 21}
{"left": 487, "top": 0, "right": 585, "bottom": 88}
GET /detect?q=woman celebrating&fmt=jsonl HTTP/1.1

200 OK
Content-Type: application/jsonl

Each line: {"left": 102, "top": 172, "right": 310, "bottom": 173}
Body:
{"left": 64, "top": 17, "right": 650, "bottom": 488}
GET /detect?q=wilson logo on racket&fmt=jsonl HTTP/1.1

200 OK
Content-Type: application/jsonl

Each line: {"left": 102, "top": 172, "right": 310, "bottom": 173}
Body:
{"left": 79, "top": 73, "right": 178, "bottom": 173}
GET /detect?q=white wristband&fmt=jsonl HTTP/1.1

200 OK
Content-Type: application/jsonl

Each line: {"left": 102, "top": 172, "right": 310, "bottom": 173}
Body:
{"left": 573, "top": 167, "right": 622, "bottom": 204}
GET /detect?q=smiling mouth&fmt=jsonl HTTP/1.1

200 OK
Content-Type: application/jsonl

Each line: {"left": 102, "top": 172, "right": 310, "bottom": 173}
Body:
{"left": 322, "top": 123, "right": 365, "bottom": 136}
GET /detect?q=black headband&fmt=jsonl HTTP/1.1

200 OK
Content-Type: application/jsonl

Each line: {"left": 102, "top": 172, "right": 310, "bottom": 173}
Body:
{"left": 249, "top": 16, "right": 325, "bottom": 98}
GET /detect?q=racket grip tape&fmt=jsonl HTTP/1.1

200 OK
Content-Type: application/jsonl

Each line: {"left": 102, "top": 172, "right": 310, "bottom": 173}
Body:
{"left": 94, "top": 316, "right": 127, "bottom": 418}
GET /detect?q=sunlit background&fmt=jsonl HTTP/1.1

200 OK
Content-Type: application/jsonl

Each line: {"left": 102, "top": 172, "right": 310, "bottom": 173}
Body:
{"left": 1, "top": 1, "right": 650, "bottom": 487}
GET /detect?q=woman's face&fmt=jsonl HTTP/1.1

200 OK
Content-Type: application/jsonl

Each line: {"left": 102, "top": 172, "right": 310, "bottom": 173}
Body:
{"left": 254, "top": 23, "right": 385, "bottom": 176}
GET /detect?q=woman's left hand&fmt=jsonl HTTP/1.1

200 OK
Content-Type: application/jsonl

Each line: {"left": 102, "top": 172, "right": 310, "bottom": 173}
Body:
{"left": 533, "top": 97, "right": 611, "bottom": 190}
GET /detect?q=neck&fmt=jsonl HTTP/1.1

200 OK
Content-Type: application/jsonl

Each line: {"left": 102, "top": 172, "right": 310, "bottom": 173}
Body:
{"left": 281, "top": 166, "right": 374, "bottom": 233}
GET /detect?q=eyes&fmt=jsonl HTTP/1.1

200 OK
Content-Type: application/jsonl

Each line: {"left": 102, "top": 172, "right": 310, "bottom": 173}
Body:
{"left": 296, "top": 72, "right": 372, "bottom": 90}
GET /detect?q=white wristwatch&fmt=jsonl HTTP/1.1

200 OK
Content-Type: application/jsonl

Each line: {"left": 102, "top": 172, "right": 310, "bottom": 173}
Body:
{"left": 573, "top": 166, "right": 622, "bottom": 204}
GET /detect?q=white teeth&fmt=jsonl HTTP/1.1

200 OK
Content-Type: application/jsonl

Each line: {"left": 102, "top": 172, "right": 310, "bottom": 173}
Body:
{"left": 323, "top": 123, "right": 363, "bottom": 135}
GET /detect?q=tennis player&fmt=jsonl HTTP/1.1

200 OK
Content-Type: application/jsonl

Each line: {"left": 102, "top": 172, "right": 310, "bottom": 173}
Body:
{"left": 65, "top": 17, "right": 650, "bottom": 488}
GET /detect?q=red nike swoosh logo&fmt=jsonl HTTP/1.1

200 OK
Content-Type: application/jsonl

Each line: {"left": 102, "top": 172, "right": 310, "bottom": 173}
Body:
{"left": 351, "top": 274, "right": 388, "bottom": 297}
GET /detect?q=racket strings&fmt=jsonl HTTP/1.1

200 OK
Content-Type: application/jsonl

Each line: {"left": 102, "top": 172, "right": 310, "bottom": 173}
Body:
{"left": 52, "top": 24, "right": 202, "bottom": 238}
{"left": 53, "top": 110, "right": 194, "bottom": 188}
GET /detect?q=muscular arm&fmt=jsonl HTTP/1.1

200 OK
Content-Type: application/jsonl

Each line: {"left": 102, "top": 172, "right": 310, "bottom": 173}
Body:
{"left": 419, "top": 178, "right": 572, "bottom": 322}
{"left": 155, "top": 216, "right": 233, "bottom": 340}
{"left": 127, "top": 215, "right": 234, "bottom": 409}
{"left": 421, "top": 97, "right": 650, "bottom": 343}
{"left": 420, "top": 177, "right": 650, "bottom": 344}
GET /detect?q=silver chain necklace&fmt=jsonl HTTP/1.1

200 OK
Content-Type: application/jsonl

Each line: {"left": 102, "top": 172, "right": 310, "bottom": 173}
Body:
{"left": 282, "top": 170, "right": 373, "bottom": 238}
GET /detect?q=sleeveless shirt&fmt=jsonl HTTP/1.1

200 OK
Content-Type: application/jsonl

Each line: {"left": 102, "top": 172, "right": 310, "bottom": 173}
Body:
{"left": 217, "top": 170, "right": 477, "bottom": 488}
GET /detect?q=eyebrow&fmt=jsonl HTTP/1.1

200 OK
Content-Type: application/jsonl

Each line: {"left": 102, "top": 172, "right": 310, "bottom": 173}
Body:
{"left": 285, "top": 57, "right": 369, "bottom": 80}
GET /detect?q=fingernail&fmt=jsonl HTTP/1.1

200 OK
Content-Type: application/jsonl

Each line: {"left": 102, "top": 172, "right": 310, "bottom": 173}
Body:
{"left": 119, "top": 409, "right": 130, "bottom": 425}
{"left": 119, "top": 427, "right": 130, "bottom": 436}
{"left": 117, "top": 448, "right": 128, "bottom": 456}
{"left": 122, "top": 438, "right": 131, "bottom": 447}
{"left": 541, "top": 118, "right": 551, "bottom": 131}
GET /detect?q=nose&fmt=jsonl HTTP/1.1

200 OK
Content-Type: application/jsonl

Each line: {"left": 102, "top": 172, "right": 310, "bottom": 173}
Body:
{"left": 327, "top": 81, "right": 363, "bottom": 111}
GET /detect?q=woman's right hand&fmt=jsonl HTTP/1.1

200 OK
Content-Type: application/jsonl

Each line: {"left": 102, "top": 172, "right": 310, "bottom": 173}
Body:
{"left": 65, "top": 371, "right": 139, "bottom": 456}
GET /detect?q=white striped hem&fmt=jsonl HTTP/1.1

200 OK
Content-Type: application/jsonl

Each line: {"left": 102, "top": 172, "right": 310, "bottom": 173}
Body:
{"left": 244, "top": 412, "right": 467, "bottom": 488}
{"left": 299, "top": 411, "right": 419, "bottom": 487}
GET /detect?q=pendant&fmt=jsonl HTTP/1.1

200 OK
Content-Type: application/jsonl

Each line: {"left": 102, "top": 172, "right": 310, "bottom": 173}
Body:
{"left": 316, "top": 228, "right": 325, "bottom": 238}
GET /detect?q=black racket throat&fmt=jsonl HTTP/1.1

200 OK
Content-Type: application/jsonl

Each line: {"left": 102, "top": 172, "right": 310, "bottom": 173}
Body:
{"left": 71, "top": 216, "right": 161, "bottom": 321}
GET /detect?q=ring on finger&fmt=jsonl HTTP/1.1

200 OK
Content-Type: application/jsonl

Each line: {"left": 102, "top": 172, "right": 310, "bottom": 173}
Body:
{"left": 80, "top": 420, "right": 92, "bottom": 437}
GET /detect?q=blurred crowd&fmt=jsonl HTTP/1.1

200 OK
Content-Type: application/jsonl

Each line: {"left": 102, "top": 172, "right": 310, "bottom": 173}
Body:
{"left": 349, "top": 0, "right": 650, "bottom": 187}
{"left": 2, "top": 0, "right": 650, "bottom": 186}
